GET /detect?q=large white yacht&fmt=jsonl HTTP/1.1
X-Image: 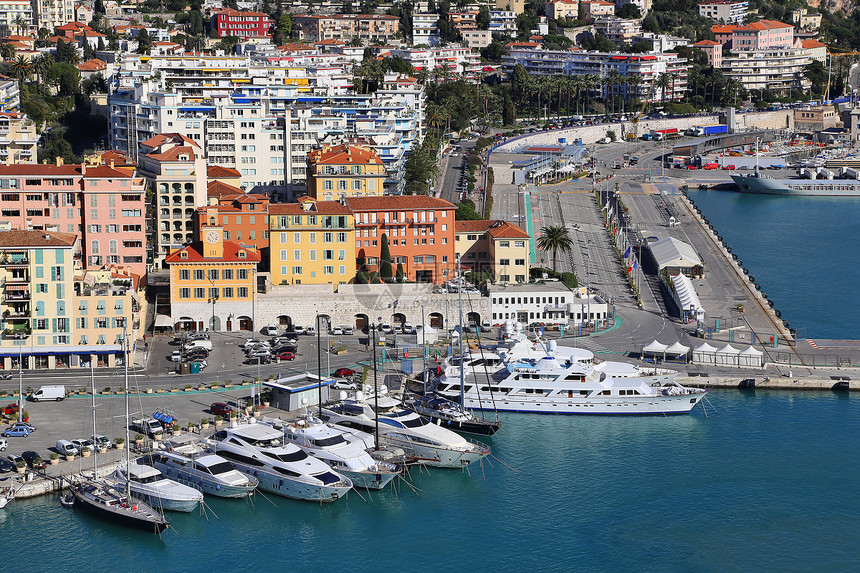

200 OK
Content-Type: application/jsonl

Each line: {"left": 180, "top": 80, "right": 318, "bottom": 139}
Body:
{"left": 275, "top": 415, "right": 401, "bottom": 490}
{"left": 434, "top": 340, "right": 706, "bottom": 415}
{"left": 319, "top": 391, "right": 490, "bottom": 468}
{"left": 108, "top": 463, "right": 204, "bottom": 512}
{"left": 206, "top": 422, "right": 352, "bottom": 502}
{"left": 140, "top": 437, "right": 258, "bottom": 498}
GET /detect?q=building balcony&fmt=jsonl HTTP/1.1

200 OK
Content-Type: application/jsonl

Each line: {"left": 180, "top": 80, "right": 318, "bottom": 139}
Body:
{"left": 3, "top": 290, "right": 30, "bottom": 302}
{"left": 2, "top": 324, "right": 30, "bottom": 339}
{"left": 0, "top": 253, "right": 28, "bottom": 265}
{"left": 3, "top": 274, "right": 29, "bottom": 284}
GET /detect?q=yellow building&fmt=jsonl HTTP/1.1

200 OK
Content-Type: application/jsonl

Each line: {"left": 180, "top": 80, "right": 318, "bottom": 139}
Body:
{"left": 0, "top": 112, "right": 38, "bottom": 164}
{"left": 269, "top": 197, "right": 356, "bottom": 286}
{"left": 0, "top": 231, "right": 141, "bottom": 370}
{"left": 456, "top": 220, "right": 531, "bottom": 283}
{"left": 305, "top": 144, "right": 385, "bottom": 201}
{"left": 165, "top": 224, "right": 261, "bottom": 332}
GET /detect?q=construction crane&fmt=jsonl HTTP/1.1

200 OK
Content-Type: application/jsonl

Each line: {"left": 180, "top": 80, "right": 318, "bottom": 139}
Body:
{"left": 824, "top": 49, "right": 860, "bottom": 102}
{"left": 628, "top": 80, "right": 658, "bottom": 140}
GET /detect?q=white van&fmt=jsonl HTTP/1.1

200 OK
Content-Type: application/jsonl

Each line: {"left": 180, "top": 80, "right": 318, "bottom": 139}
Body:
{"left": 56, "top": 440, "right": 77, "bottom": 457}
{"left": 29, "top": 385, "right": 66, "bottom": 402}
{"left": 184, "top": 340, "right": 213, "bottom": 351}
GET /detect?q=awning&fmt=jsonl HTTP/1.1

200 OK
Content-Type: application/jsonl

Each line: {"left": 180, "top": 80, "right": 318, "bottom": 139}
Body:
{"left": 0, "top": 344, "right": 122, "bottom": 357}
{"left": 642, "top": 340, "right": 668, "bottom": 353}
{"left": 665, "top": 341, "right": 690, "bottom": 356}
{"left": 154, "top": 314, "right": 173, "bottom": 328}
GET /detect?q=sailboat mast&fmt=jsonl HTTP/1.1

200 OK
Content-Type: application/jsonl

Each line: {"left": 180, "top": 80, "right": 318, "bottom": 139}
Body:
{"left": 91, "top": 361, "right": 97, "bottom": 479}
{"left": 123, "top": 325, "right": 130, "bottom": 479}
{"left": 457, "top": 256, "right": 465, "bottom": 413}
{"left": 421, "top": 305, "right": 427, "bottom": 395}
{"left": 372, "top": 323, "right": 379, "bottom": 451}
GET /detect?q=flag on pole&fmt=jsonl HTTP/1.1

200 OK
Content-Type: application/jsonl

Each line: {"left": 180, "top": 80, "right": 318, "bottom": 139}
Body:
{"left": 624, "top": 246, "right": 631, "bottom": 258}
{"left": 633, "top": 260, "right": 638, "bottom": 269}
{"left": 626, "top": 264, "right": 633, "bottom": 274}
{"left": 602, "top": 201, "right": 608, "bottom": 212}
{"left": 606, "top": 206, "right": 613, "bottom": 219}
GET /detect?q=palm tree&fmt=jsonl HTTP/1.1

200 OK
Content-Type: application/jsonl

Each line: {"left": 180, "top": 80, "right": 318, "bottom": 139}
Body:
{"left": 10, "top": 55, "right": 31, "bottom": 90}
{"left": 13, "top": 15, "right": 28, "bottom": 36}
{"left": 0, "top": 43, "right": 14, "bottom": 61}
{"left": 32, "top": 53, "right": 54, "bottom": 86}
{"left": 187, "top": 35, "right": 206, "bottom": 53}
{"left": 656, "top": 72, "right": 671, "bottom": 108}
{"left": 536, "top": 225, "right": 574, "bottom": 273}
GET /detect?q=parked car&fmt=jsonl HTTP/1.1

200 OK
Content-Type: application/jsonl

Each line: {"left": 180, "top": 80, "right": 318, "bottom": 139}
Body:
{"left": 247, "top": 349, "right": 271, "bottom": 359}
{"left": 0, "top": 438, "right": 6, "bottom": 451}
{"left": 70, "top": 439, "right": 95, "bottom": 455}
{"left": 6, "top": 454, "right": 23, "bottom": 467}
{"left": 293, "top": 326, "right": 305, "bottom": 335}
{"left": 703, "top": 163, "right": 719, "bottom": 170}
{"left": 244, "top": 356, "right": 271, "bottom": 365}
{"left": 0, "top": 373, "right": 11, "bottom": 380}
{"left": 188, "top": 358, "right": 208, "bottom": 368}
{"left": 185, "top": 349, "right": 210, "bottom": 360}
{"left": 21, "top": 450, "right": 46, "bottom": 469}
{"left": 273, "top": 345, "right": 297, "bottom": 355}
{"left": 210, "top": 402, "right": 234, "bottom": 417}
{"left": 91, "top": 435, "right": 110, "bottom": 449}
{"left": 185, "top": 332, "right": 210, "bottom": 341}
{"left": 305, "top": 326, "right": 316, "bottom": 335}
{"left": 331, "top": 379, "right": 358, "bottom": 391}
{"left": 169, "top": 351, "right": 182, "bottom": 362}
{"left": 2, "top": 425, "right": 29, "bottom": 437}
{"left": 393, "top": 326, "right": 403, "bottom": 334}
{"left": 343, "top": 327, "right": 354, "bottom": 335}
{"left": 402, "top": 324, "right": 415, "bottom": 334}
{"left": 11, "top": 422, "right": 35, "bottom": 433}
{"left": 1, "top": 403, "right": 18, "bottom": 416}
{"left": 263, "top": 325, "right": 280, "bottom": 336}
{"left": 380, "top": 323, "right": 392, "bottom": 334}
{"left": 481, "top": 320, "right": 492, "bottom": 332}
{"left": 276, "top": 352, "right": 296, "bottom": 361}
{"left": 184, "top": 340, "right": 213, "bottom": 352}
{"left": 722, "top": 164, "right": 736, "bottom": 170}
{"left": 331, "top": 327, "right": 344, "bottom": 336}
{"left": 686, "top": 165, "right": 698, "bottom": 170}
{"left": 333, "top": 367, "right": 356, "bottom": 378}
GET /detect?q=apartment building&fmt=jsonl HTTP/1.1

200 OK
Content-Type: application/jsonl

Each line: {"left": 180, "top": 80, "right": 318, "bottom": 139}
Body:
{"left": 545, "top": 0, "right": 579, "bottom": 20}
{"left": 32, "top": 0, "right": 74, "bottom": 32}
{"left": 0, "top": 158, "right": 148, "bottom": 277}
{"left": 165, "top": 224, "right": 260, "bottom": 332}
{"left": 0, "top": 231, "right": 140, "bottom": 371}
{"left": 801, "top": 38, "right": 827, "bottom": 63}
{"left": 693, "top": 40, "right": 723, "bottom": 68}
{"left": 697, "top": 0, "right": 748, "bottom": 24}
{"left": 449, "top": 11, "right": 478, "bottom": 32}
{"left": 731, "top": 19, "right": 794, "bottom": 50}
{"left": 0, "top": 77, "right": 20, "bottom": 114}
{"left": 413, "top": 13, "right": 440, "bottom": 46}
{"left": 580, "top": 1, "right": 615, "bottom": 19}
{"left": 306, "top": 144, "right": 385, "bottom": 201}
{"left": 503, "top": 48, "right": 689, "bottom": 102}
{"left": 720, "top": 47, "right": 811, "bottom": 95}
{"left": 268, "top": 197, "right": 356, "bottom": 286}
{"left": 137, "top": 133, "right": 208, "bottom": 268}
{"left": 292, "top": 14, "right": 400, "bottom": 43}
{"left": 463, "top": 30, "right": 492, "bottom": 49}
{"left": 455, "top": 220, "right": 530, "bottom": 284}
{"left": 0, "top": 112, "right": 37, "bottom": 165}
{"left": 792, "top": 9, "right": 821, "bottom": 30}
{"left": 387, "top": 47, "right": 483, "bottom": 78}
{"left": 211, "top": 9, "right": 272, "bottom": 39}
{"left": 711, "top": 24, "right": 738, "bottom": 45}
{"left": 495, "top": 0, "right": 525, "bottom": 14}
{"left": 594, "top": 17, "right": 642, "bottom": 46}
{"left": 489, "top": 11, "right": 517, "bottom": 34}
{"left": 345, "top": 196, "right": 456, "bottom": 284}
{"left": 0, "top": 0, "right": 33, "bottom": 37}
{"left": 196, "top": 184, "right": 271, "bottom": 261}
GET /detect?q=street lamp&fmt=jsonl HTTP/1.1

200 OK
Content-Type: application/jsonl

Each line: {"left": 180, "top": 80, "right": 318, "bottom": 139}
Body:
{"left": 208, "top": 295, "right": 218, "bottom": 332}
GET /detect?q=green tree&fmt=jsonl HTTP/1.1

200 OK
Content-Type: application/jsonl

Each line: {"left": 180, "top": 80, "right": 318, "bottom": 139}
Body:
{"left": 0, "top": 43, "right": 14, "bottom": 61}
{"left": 83, "top": 39, "right": 95, "bottom": 60}
{"left": 10, "top": 55, "right": 30, "bottom": 89}
{"left": 55, "top": 38, "right": 78, "bottom": 64}
{"left": 536, "top": 225, "right": 573, "bottom": 272}
{"left": 805, "top": 60, "right": 827, "bottom": 96}
{"left": 379, "top": 233, "right": 393, "bottom": 280}
{"left": 48, "top": 62, "right": 80, "bottom": 96}
{"left": 278, "top": 13, "right": 293, "bottom": 38}
{"left": 136, "top": 29, "right": 152, "bottom": 54}
{"left": 455, "top": 199, "right": 482, "bottom": 220}
{"left": 477, "top": 6, "right": 490, "bottom": 29}
{"left": 395, "top": 263, "right": 404, "bottom": 282}
{"left": 502, "top": 93, "right": 516, "bottom": 125}
{"left": 617, "top": 3, "right": 641, "bottom": 18}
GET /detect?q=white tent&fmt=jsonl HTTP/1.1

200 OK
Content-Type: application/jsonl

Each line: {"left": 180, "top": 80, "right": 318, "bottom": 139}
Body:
{"left": 665, "top": 341, "right": 690, "bottom": 362}
{"left": 692, "top": 342, "right": 717, "bottom": 364}
{"left": 671, "top": 274, "right": 706, "bottom": 322}
{"left": 738, "top": 345, "right": 764, "bottom": 367}
{"left": 649, "top": 236, "right": 702, "bottom": 271}
{"left": 715, "top": 344, "right": 740, "bottom": 366}
{"left": 642, "top": 340, "right": 668, "bottom": 362}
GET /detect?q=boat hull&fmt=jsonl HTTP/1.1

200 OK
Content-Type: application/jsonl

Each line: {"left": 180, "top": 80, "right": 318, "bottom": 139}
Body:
{"left": 731, "top": 174, "right": 860, "bottom": 196}
{"left": 426, "top": 415, "right": 502, "bottom": 436}
{"left": 113, "top": 482, "right": 201, "bottom": 513}
{"left": 228, "top": 462, "right": 351, "bottom": 502}
{"left": 381, "top": 436, "right": 487, "bottom": 468}
{"left": 448, "top": 391, "right": 707, "bottom": 415}
{"left": 340, "top": 468, "right": 398, "bottom": 490}
{"left": 72, "top": 485, "right": 168, "bottom": 534}
{"left": 155, "top": 464, "right": 257, "bottom": 498}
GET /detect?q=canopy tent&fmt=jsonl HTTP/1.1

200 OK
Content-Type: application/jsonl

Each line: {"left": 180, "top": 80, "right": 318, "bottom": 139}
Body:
{"left": 692, "top": 342, "right": 717, "bottom": 364}
{"left": 642, "top": 340, "right": 668, "bottom": 362}
{"left": 670, "top": 274, "right": 706, "bottom": 322}
{"left": 715, "top": 344, "right": 740, "bottom": 366}
{"left": 154, "top": 314, "right": 174, "bottom": 333}
{"left": 664, "top": 341, "right": 690, "bottom": 362}
{"left": 738, "top": 345, "right": 764, "bottom": 367}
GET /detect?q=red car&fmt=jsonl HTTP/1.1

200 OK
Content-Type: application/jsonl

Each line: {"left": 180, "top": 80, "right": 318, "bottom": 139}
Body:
{"left": 276, "top": 352, "right": 295, "bottom": 361}
{"left": 722, "top": 164, "right": 736, "bottom": 170}
{"left": 333, "top": 367, "right": 355, "bottom": 377}
{"left": 1, "top": 403, "right": 18, "bottom": 416}
{"left": 210, "top": 402, "right": 234, "bottom": 417}
{"left": 686, "top": 165, "right": 698, "bottom": 170}
{"left": 703, "top": 163, "right": 719, "bottom": 170}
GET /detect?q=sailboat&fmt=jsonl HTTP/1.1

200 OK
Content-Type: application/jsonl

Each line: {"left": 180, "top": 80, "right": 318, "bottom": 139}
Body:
{"left": 70, "top": 331, "right": 169, "bottom": 533}
{"left": 0, "top": 476, "right": 16, "bottom": 508}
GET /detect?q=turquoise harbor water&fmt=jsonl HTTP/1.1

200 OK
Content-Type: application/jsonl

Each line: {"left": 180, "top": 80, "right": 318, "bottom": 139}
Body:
{"left": 4, "top": 390, "right": 860, "bottom": 572}
{"left": 686, "top": 189, "right": 860, "bottom": 339}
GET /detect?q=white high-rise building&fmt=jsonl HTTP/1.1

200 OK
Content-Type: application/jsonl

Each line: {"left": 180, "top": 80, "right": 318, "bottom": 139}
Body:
{"left": 32, "top": 0, "right": 74, "bottom": 31}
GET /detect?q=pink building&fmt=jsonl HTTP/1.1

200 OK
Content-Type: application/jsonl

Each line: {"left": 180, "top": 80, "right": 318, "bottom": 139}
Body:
{"left": 0, "top": 157, "right": 148, "bottom": 277}
{"left": 693, "top": 40, "right": 723, "bottom": 67}
{"left": 731, "top": 19, "right": 794, "bottom": 50}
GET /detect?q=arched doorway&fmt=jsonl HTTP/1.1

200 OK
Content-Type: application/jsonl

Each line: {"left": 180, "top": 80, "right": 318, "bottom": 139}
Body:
{"left": 466, "top": 311, "right": 481, "bottom": 326}
{"left": 317, "top": 314, "right": 331, "bottom": 332}
{"left": 429, "top": 312, "right": 443, "bottom": 328}
{"left": 277, "top": 314, "right": 292, "bottom": 327}
{"left": 354, "top": 313, "right": 369, "bottom": 332}
{"left": 392, "top": 312, "right": 406, "bottom": 327}
{"left": 176, "top": 316, "right": 196, "bottom": 332}
{"left": 209, "top": 315, "right": 221, "bottom": 331}
{"left": 237, "top": 315, "right": 253, "bottom": 331}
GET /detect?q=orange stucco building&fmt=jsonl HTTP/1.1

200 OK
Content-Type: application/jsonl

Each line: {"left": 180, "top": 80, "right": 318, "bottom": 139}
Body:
{"left": 196, "top": 180, "right": 271, "bottom": 266}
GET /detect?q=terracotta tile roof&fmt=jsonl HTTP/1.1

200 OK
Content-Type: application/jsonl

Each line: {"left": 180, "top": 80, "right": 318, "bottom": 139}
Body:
{"left": 56, "top": 22, "right": 92, "bottom": 31}
{"left": 207, "top": 180, "right": 244, "bottom": 199}
{"left": 165, "top": 240, "right": 261, "bottom": 263}
{"left": 711, "top": 24, "right": 740, "bottom": 34}
{"left": 693, "top": 40, "right": 721, "bottom": 46}
{"left": 308, "top": 144, "right": 383, "bottom": 166}
{"left": 145, "top": 145, "right": 200, "bottom": 162}
{"left": 84, "top": 165, "right": 134, "bottom": 178}
{"left": 740, "top": 19, "right": 793, "bottom": 30}
{"left": 213, "top": 8, "right": 271, "bottom": 18}
{"left": 98, "top": 150, "right": 136, "bottom": 166}
{"left": 269, "top": 200, "right": 352, "bottom": 215}
{"left": 0, "top": 163, "right": 130, "bottom": 178}
{"left": 315, "top": 39, "right": 345, "bottom": 45}
{"left": 3, "top": 41, "right": 28, "bottom": 49}
{"left": 802, "top": 39, "right": 826, "bottom": 48}
{"left": 456, "top": 219, "right": 530, "bottom": 238}
{"left": 208, "top": 165, "right": 241, "bottom": 178}
{"left": 140, "top": 133, "right": 199, "bottom": 149}
{"left": 344, "top": 196, "right": 456, "bottom": 211}
{"left": 507, "top": 42, "right": 542, "bottom": 48}
{"left": 77, "top": 58, "right": 107, "bottom": 71}
{"left": 0, "top": 230, "right": 77, "bottom": 247}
